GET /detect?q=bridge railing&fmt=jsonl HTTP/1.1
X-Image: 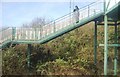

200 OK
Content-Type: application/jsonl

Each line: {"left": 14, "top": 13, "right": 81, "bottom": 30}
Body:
{"left": 14, "top": 28, "right": 41, "bottom": 40}
{"left": 41, "top": 0, "right": 104, "bottom": 38}
{"left": 1, "top": 0, "right": 120, "bottom": 44}
{"left": 13, "top": 0, "right": 104, "bottom": 41}
{"left": 0, "top": 28, "right": 12, "bottom": 44}
{"left": 106, "top": 0, "right": 120, "bottom": 10}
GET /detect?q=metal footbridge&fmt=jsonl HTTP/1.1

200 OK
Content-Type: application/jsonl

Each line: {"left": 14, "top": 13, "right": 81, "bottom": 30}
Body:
{"left": 0, "top": 0, "right": 120, "bottom": 75}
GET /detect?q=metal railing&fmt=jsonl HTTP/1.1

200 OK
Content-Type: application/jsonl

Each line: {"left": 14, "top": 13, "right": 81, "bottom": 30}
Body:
{"left": 106, "top": 0, "right": 120, "bottom": 10}
{"left": 1, "top": 0, "right": 119, "bottom": 43}
{"left": 13, "top": 0, "right": 104, "bottom": 41}
{"left": 0, "top": 28, "right": 12, "bottom": 44}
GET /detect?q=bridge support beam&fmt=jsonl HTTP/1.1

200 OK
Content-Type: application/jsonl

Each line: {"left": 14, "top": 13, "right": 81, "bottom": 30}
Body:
{"left": 104, "top": 14, "right": 108, "bottom": 75}
{"left": 27, "top": 44, "right": 31, "bottom": 70}
{"left": 94, "top": 21, "right": 97, "bottom": 66}
{"left": 114, "top": 21, "right": 118, "bottom": 75}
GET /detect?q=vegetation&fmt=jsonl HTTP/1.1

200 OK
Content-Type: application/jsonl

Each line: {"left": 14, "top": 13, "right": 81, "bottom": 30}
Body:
{"left": 2, "top": 22, "right": 120, "bottom": 76}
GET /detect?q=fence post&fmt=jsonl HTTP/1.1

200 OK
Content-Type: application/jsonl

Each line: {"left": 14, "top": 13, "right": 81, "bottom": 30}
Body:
{"left": 12, "top": 27, "right": 16, "bottom": 40}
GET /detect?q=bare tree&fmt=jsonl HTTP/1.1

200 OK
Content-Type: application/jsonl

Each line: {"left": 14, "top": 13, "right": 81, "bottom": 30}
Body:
{"left": 22, "top": 17, "right": 51, "bottom": 28}
{"left": 30, "top": 17, "right": 46, "bottom": 28}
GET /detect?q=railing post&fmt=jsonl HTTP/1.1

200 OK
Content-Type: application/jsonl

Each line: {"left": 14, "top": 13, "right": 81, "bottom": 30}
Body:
{"left": 104, "top": 0, "right": 106, "bottom": 13}
{"left": 12, "top": 27, "right": 16, "bottom": 40}
{"left": 88, "top": 5, "right": 90, "bottom": 17}
{"left": 115, "top": 0, "right": 116, "bottom": 4}
{"left": 54, "top": 21, "right": 56, "bottom": 33}
{"left": 94, "top": 9, "right": 96, "bottom": 15}
{"left": 35, "top": 28, "right": 37, "bottom": 40}
{"left": 106, "top": 0, "right": 111, "bottom": 10}
{"left": 40, "top": 25, "right": 42, "bottom": 39}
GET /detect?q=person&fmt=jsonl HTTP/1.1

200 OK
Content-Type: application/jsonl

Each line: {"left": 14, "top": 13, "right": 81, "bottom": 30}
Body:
{"left": 73, "top": 5, "right": 79, "bottom": 23}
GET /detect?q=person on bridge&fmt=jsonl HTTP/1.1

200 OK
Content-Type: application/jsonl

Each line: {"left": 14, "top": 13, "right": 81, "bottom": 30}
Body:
{"left": 73, "top": 5, "right": 79, "bottom": 23}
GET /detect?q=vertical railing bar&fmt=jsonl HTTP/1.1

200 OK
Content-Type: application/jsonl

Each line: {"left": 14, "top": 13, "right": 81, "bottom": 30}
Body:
{"left": 54, "top": 21, "right": 56, "bottom": 33}
{"left": 40, "top": 26, "right": 42, "bottom": 39}
{"left": 88, "top": 5, "right": 90, "bottom": 17}
{"left": 35, "top": 28, "right": 37, "bottom": 40}
{"left": 12, "top": 27, "right": 16, "bottom": 41}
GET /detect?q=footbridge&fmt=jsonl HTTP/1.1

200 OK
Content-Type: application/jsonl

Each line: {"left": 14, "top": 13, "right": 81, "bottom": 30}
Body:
{"left": 0, "top": 0, "right": 120, "bottom": 75}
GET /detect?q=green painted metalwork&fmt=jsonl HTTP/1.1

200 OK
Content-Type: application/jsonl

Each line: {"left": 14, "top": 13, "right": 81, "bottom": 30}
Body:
{"left": 12, "top": 12, "right": 103, "bottom": 44}
{"left": 40, "top": 26, "right": 42, "bottom": 39}
{"left": 97, "top": 23, "right": 120, "bottom": 26}
{"left": 106, "top": 1, "right": 120, "bottom": 14}
{"left": 104, "top": 0, "right": 108, "bottom": 75}
{"left": 114, "top": 22, "right": 118, "bottom": 75}
{"left": 0, "top": 27, "right": 9, "bottom": 32}
{"left": 0, "top": 0, "right": 119, "bottom": 45}
{"left": 104, "top": 15, "right": 108, "bottom": 75}
{"left": 106, "top": 0, "right": 111, "bottom": 10}
{"left": 99, "top": 44, "right": 120, "bottom": 47}
{"left": 12, "top": 27, "right": 16, "bottom": 40}
{"left": 88, "top": 5, "right": 90, "bottom": 17}
{"left": 5, "top": 0, "right": 104, "bottom": 42}
{"left": 35, "top": 28, "right": 37, "bottom": 40}
{"left": 104, "top": 0, "right": 106, "bottom": 13}
{"left": 0, "top": 40, "right": 11, "bottom": 49}
{"left": 2, "top": 0, "right": 119, "bottom": 45}
{"left": 0, "top": 0, "right": 120, "bottom": 76}
{"left": 54, "top": 21, "right": 56, "bottom": 32}
{"left": 94, "top": 21, "right": 97, "bottom": 66}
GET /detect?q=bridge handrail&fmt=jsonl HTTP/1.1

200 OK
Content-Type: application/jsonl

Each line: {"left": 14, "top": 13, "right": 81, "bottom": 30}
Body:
{"left": 1, "top": 0, "right": 120, "bottom": 43}
{"left": 44, "top": 0, "right": 104, "bottom": 27}
{"left": 0, "top": 28, "right": 12, "bottom": 43}
{"left": 13, "top": 0, "right": 104, "bottom": 41}
{"left": 0, "top": 27, "right": 10, "bottom": 32}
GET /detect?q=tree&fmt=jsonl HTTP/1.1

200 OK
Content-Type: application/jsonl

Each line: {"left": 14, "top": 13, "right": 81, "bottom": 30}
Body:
{"left": 22, "top": 17, "right": 50, "bottom": 28}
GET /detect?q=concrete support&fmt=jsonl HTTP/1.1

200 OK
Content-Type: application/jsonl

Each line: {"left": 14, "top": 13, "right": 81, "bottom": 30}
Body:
{"left": 114, "top": 21, "right": 118, "bottom": 75}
